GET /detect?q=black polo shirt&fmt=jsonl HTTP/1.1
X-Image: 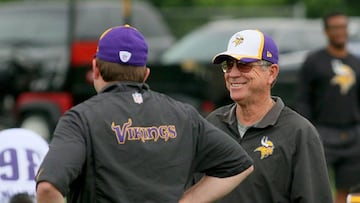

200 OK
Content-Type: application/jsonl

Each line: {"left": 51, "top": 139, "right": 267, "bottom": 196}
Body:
{"left": 206, "top": 97, "right": 333, "bottom": 203}
{"left": 36, "top": 82, "right": 253, "bottom": 203}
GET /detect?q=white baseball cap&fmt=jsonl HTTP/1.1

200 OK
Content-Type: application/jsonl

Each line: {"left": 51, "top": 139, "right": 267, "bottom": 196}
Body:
{"left": 212, "top": 29, "right": 279, "bottom": 64}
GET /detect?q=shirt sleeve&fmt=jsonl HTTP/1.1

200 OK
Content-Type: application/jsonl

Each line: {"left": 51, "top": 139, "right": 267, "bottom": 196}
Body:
{"left": 290, "top": 123, "right": 333, "bottom": 203}
{"left": 36, "top": 110, "right": 86, "bottom": 196}
{"left": 192, "top": 113, "right": 253, "bottom": 178}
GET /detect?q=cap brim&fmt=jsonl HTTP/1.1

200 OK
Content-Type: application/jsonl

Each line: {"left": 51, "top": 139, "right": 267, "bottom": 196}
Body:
{"left": 212, "top": 52, "right": 260, "bottom": 64}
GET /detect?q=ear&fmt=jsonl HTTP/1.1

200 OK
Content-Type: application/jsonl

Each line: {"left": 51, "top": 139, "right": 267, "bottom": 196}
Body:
{"left": 269, "top": 64, "right": 279, "bottom": 85}
{"left": 143, "top": 67, "right": 150, "bottom": 82}
{"left": 92, "top": 58, "right": 107, "bottom": 93}
{"left": 92, "top": 58, "right": 100, "bottom": 79}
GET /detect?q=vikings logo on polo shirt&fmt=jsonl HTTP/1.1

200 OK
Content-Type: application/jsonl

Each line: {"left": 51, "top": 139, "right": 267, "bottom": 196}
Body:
{"left": 111, "top": 118, "right": 177, "bottom": 144}
{"left": 254, "top": 136, "right": 274, "bottom": 159}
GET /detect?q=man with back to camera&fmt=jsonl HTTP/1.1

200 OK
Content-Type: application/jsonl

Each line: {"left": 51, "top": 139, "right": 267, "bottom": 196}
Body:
{"left": 296, "top": 11, "right": 360, "bottom": 203}
{"left": 35, "top": 24, "right": 254, "bottom": 203}
{"left": 200, "top": 29, "right": 333, "bottom": 202}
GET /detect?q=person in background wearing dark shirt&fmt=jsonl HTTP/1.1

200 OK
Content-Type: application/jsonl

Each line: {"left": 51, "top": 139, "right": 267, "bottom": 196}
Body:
{"left": 296, "top": 11, "right": 360, "bottom": 203}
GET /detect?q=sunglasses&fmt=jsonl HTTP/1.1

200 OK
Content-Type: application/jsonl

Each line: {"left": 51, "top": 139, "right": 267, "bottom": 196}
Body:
{"left": 220, "top": 59, "right": 272, "bottom": 73}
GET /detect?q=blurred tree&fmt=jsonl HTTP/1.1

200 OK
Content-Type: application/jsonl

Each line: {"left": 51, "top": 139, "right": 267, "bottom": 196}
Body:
{"left": 303, "top": 0, "right": 346, "bottom": 18}
{"left": 151, "top": 0, "right": 288, "bottom": 7}
{"left": 150, "top": 0, "right": 360, "bottom": 17}
{"left": 0, "top": 0, "right": 359, "bottom": 17}
{"left": 150, "top": 0, "right": 193, "bottom": 7}
{"left": 345, "top": 0, "right": 360, "bottom": 16}
{"left": 202, "top": 0, "right": 288, "bottom": 6}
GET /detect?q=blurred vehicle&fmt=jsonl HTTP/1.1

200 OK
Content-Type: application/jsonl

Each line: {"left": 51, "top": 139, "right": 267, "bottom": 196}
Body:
{"left": 160, "top": 17, "right": 360, "bottom": 110}
{"left": 0, "top": 0, "right": 175, "bottom": 140}
{"left": 348, "top": 17, "right": 360, "bottom": 58}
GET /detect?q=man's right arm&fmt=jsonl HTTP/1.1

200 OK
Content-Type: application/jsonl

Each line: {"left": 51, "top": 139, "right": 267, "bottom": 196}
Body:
{"left": 179, "top": 165, "right": 253, "bottom": 203}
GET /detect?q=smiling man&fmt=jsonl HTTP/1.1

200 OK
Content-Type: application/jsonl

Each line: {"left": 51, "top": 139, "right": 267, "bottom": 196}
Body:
{"left": 203, "top": 29, "right": 334, "bottom": 202}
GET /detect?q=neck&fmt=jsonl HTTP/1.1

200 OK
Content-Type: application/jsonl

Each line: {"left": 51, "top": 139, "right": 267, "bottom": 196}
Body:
{"left": 236, "top": 97, "right": 274, "bottom": 126}
{"left": 327, "top": 44, "right": 347, "bottom": 58}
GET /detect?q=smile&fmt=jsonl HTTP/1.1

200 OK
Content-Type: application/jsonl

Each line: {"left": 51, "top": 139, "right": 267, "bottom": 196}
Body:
{"left": 230, "top": 82, "right": 246, "bottom": 87}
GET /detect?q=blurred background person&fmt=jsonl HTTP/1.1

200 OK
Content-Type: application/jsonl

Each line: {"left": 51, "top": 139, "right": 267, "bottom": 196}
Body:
{"left": 296, "top": 11, "right": 360, "bottom": 203}
{"left": 9, "top": 192, "right": 34, "bottom": 203}
{"left": 0, "top": 128, "right": 48, "bottom": 203}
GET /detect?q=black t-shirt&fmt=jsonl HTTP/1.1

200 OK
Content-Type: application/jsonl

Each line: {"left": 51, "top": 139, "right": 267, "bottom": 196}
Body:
{"left": 36, "top": 82, "right": 253, "bottom": 203}
{"left": 296, "top": 49, "right": 360, "bottom": 126}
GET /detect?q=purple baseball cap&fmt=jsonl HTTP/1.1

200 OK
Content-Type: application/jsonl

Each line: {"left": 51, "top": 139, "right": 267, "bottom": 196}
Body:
{"left": 95, "top": 24, "right": 148, "bottom": 66}
{"left": 212, "top": 29, "right": 278, "bottom": 64}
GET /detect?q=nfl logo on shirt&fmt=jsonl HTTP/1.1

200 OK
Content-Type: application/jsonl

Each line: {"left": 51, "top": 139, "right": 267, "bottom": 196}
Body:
{"left": 132, "top": 92, "right": 143, "bottom": 104}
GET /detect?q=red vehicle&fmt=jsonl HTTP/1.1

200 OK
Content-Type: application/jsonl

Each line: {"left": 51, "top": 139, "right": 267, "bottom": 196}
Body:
{"left": 0, "top": 0, "right": 175, "bottom": 141}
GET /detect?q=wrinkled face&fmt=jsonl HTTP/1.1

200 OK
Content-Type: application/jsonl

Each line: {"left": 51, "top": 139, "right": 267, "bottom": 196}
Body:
{"left": 325, "top": 15, "right": 348, "bottom": 49}
{"left": 221, "top": 58, "right": 278, "bottom": 103}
